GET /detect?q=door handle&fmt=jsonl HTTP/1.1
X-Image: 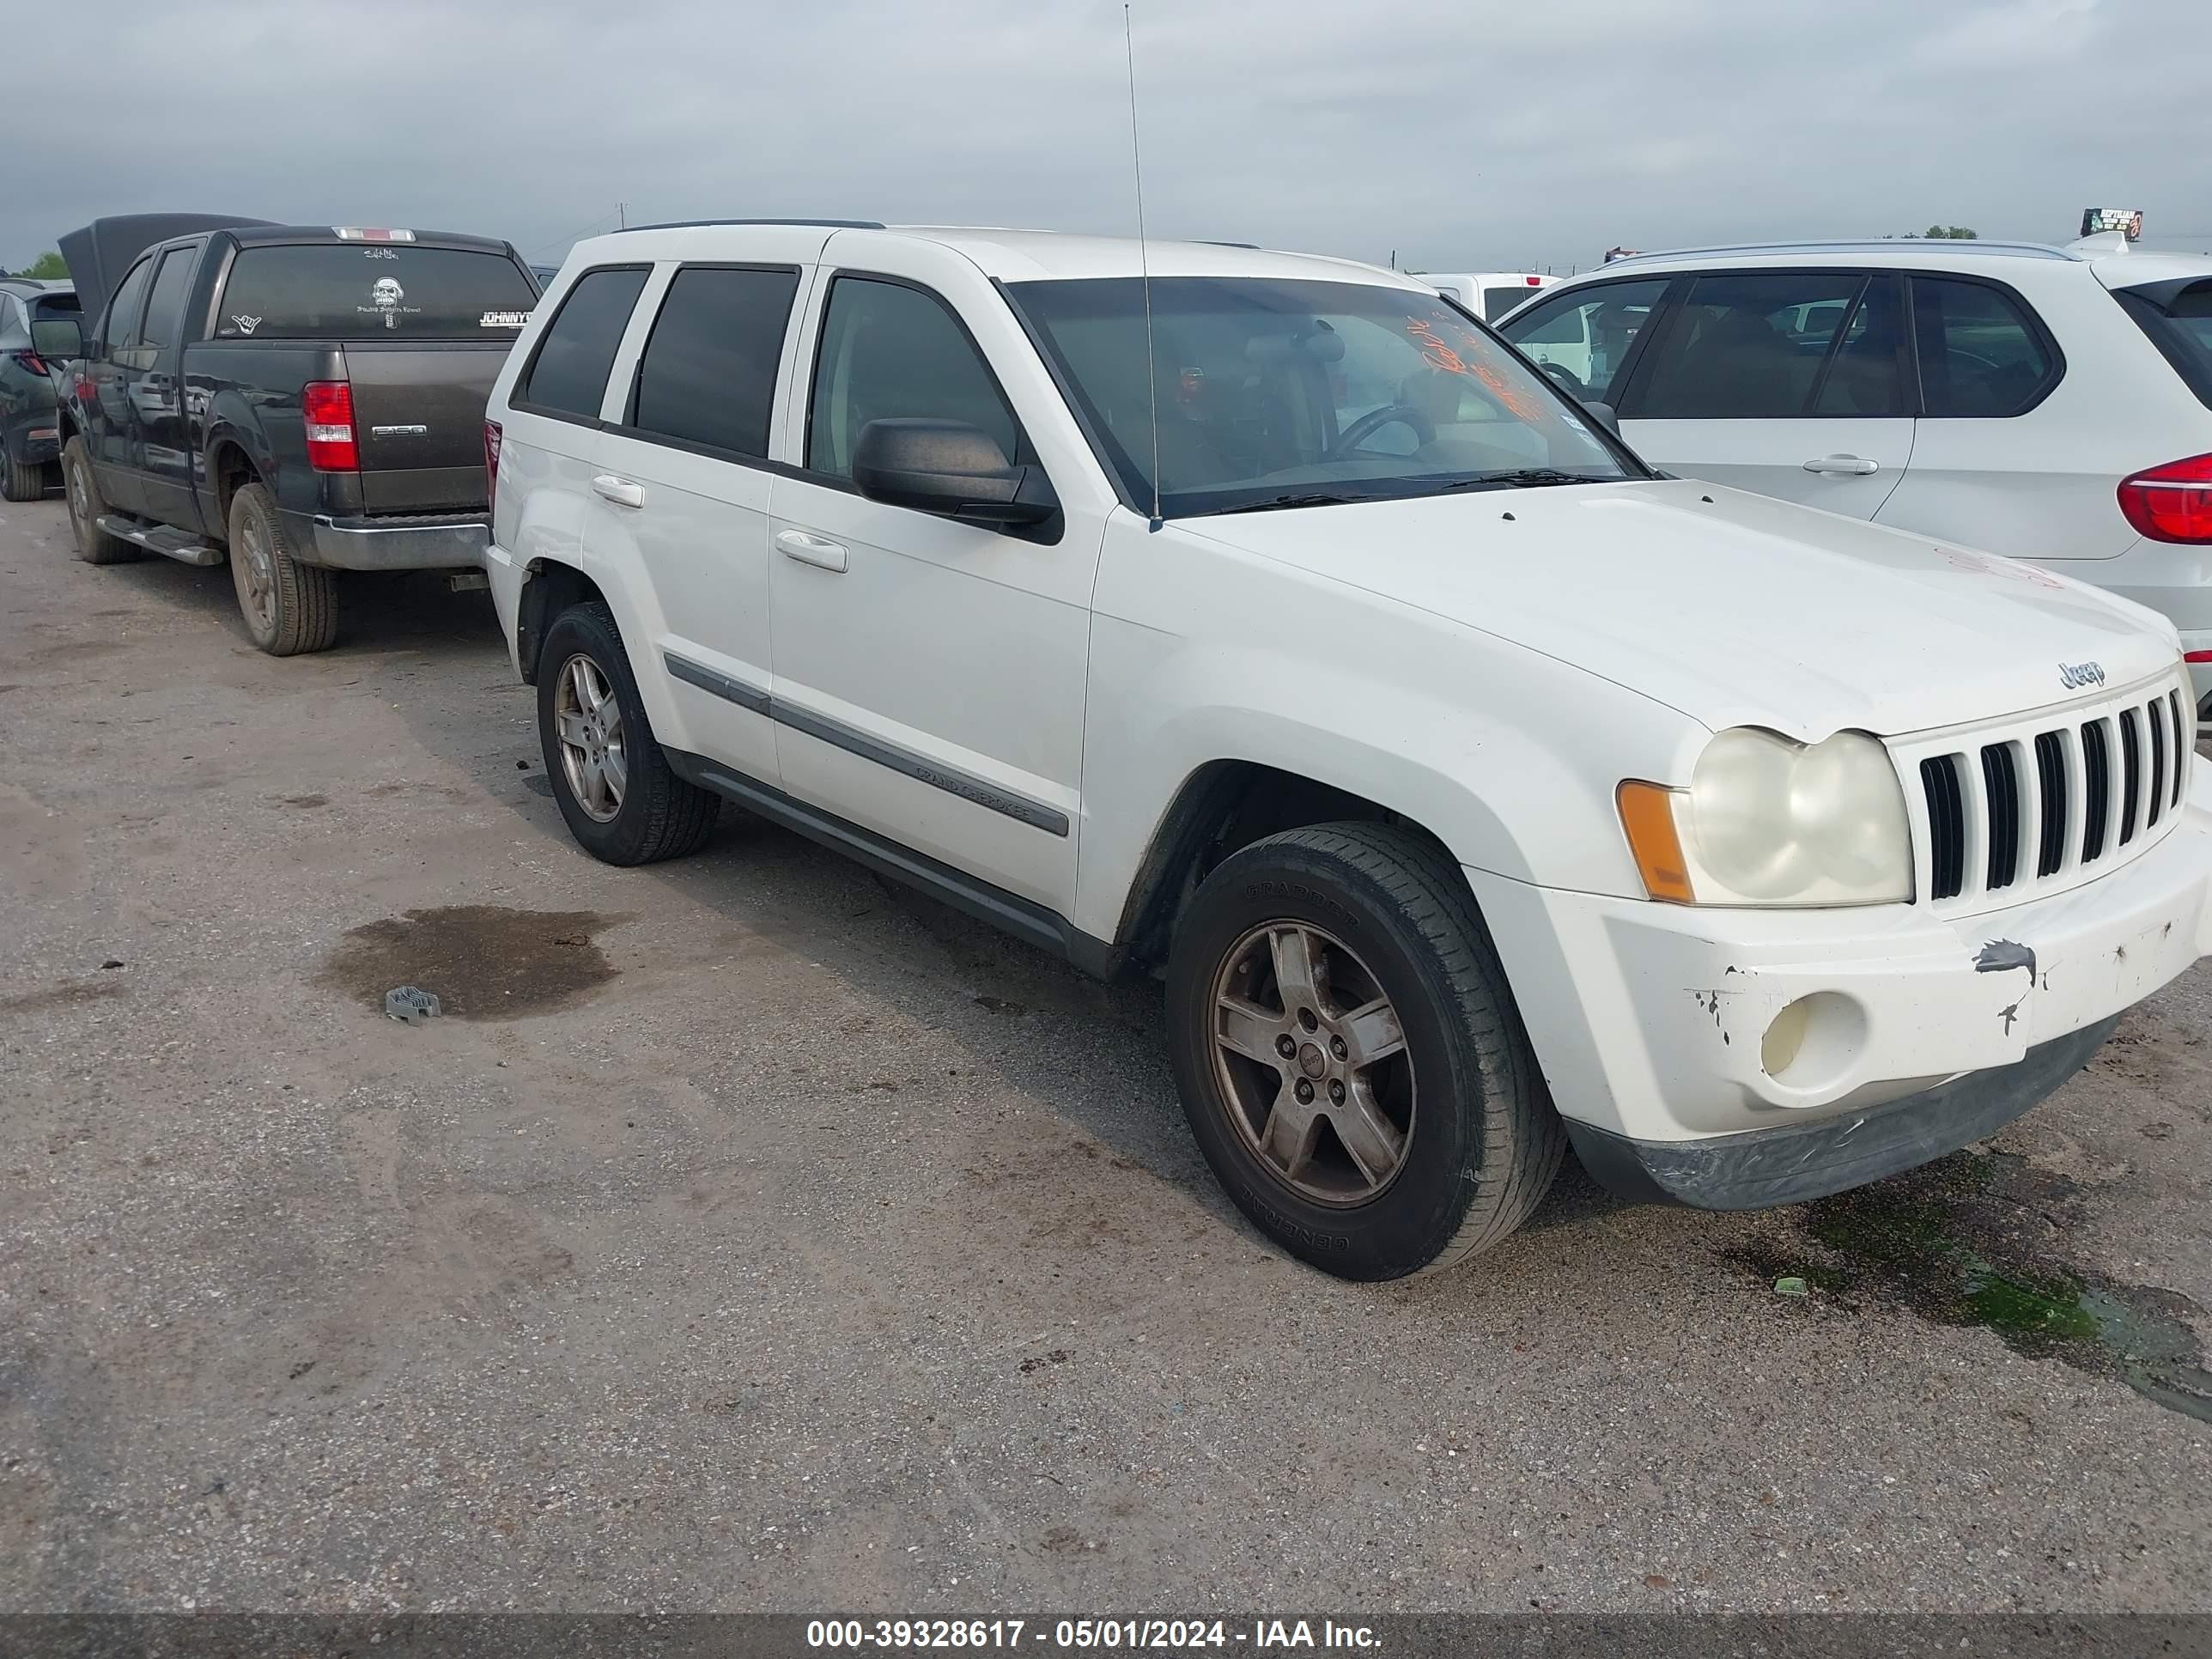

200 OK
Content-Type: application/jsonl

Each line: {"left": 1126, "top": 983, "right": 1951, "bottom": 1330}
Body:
{"left": 591, "top": 474, "right": 644, "bottom": 508}
{"left": 1802, "top": 454, "right": 1881, "bottom": 476}
{"left": 776, "top": 527, "right": 848, "bottom": 573}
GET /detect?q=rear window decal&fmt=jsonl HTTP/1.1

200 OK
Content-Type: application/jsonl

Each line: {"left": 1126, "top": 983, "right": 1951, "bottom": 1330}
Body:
{"left": 360, "top": 276, "right": 420, "bottom": 331}
{"left": 480, "top": 310, "right": 532, "bottom": 328}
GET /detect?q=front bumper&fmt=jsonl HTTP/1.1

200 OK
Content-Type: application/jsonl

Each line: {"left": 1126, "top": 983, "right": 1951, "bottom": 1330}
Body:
{"left": 1565, "top": 1016, "right": 2118, "bottom": 1209}
{"left": 1466, "top": 779, "right": 2212, "bottom": 1202}
{"left": 301, "top": 513, "right": 489, "bottom": 572}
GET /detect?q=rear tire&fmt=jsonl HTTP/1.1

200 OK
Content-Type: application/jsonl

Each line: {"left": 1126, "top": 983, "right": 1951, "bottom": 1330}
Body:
{"left": 2, "top": 453, "right": 44, "bottom": 502}
{"left": 538, "top": 601, "right": 720, "bottom": 866}
{"left": 62, "top": 440, "right": 137, "bottom": 562}
{"left": 1165, "top": 822, "right": 1565, "bottom": 1280}
{"left": 228, "top": 483, "right": 338, "bottom": 655}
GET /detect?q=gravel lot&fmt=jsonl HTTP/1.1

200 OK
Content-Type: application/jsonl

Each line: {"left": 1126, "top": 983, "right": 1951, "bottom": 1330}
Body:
{"left": 3, "top": 489, "right": 2210, "bottom": 1614}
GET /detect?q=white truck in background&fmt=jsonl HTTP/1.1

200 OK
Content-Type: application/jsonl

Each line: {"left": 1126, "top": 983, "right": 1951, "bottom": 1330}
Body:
{"left": 1413, "top": 270, "right": 1557, "bottom": 323}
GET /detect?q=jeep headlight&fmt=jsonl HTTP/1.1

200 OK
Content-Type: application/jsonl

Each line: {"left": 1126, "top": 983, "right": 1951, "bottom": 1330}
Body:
{"left": 1617, "top": 728, "right": 1913, "bottom": 906}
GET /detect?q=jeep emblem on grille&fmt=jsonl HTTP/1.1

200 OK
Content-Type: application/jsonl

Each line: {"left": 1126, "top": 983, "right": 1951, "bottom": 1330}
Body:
{"left": 2059, "top": 660, "right": 2106, "bottom": 689}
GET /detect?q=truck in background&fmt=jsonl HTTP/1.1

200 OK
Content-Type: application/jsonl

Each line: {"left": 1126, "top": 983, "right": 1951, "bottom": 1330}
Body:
{"left": 51, "top": 215, "right": 539, "bottom": 653}
{"left": 1412, "top": 270, "right": 1558, "bottom": 323}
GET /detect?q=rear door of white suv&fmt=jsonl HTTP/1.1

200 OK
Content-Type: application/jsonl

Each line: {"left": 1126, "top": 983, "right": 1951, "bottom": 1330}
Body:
{"left": 1608, "top": 266, "right": 1915, "bottom": 518}
{"left": 1870, "top": 267, "right": 2120, "bottom": 562}
{"left": 588, "top": 228, "right": 830, "bottom": 785}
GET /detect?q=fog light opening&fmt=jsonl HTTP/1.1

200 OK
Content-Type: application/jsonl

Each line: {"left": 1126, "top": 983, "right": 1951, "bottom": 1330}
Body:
{"left": 1761, "top": 998, "right": 1812, "bottom": 1077}
{"left": 1759, "top": 992, "right": 1869, "bottom": 1094}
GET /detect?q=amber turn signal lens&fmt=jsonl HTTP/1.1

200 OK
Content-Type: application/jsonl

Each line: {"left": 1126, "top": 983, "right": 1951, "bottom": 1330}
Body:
{"left": 1617, "top": 780, "right": 1696, "bottom": 904}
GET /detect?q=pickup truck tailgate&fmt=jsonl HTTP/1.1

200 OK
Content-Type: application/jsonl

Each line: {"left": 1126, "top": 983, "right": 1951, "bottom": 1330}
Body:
{"left": 342, "top": 341, "right": 511, "bottom": 514}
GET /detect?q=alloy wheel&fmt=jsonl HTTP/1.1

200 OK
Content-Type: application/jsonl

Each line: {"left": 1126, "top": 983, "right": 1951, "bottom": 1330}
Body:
{"left": 554, "top": 653, "right": 627, "bottom": 823}
{"left": 1207, "top": 921, "right": 1416, "bottom": 1205}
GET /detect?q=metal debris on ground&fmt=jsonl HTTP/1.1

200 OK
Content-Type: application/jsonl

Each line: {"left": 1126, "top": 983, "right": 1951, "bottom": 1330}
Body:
{"left": 385, "top": 986, "right": 442, "bottom": 1024}
{"left": 1773, "top": 1276, "right": 1809, "bottom": 1297}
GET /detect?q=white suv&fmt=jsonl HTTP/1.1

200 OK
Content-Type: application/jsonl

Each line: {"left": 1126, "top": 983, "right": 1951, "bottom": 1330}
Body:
{"left": 483, "top": 222, "right": 2211, "bottom": 1281}
{"left": 1497, "top": 238, "right": 2212, "bottom": 720}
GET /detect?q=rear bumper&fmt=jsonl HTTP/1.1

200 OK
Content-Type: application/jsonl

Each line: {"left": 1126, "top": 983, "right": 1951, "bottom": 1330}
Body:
{"left": 5, "top": 417, "right": 60, "bottom": 465}
{"left": 301, "top": 513, "right": 489, "bottom": 571}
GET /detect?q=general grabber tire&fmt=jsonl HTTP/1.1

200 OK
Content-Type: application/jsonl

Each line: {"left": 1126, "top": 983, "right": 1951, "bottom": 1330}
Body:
{"left": 228, "top": 483, "right": 338, "bottom": 654}
{"left": 537, "top": 600, "right": 720, "bottom": 866}
{"left": 1166, "top": 822, "right": 1565, "bottom": 1280}
{"left": 62, "top": 439, "right": 137, "bottom": 562}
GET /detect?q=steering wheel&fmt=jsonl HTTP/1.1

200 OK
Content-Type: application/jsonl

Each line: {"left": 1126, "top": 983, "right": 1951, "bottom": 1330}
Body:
{"left": 1538, "top": 361, "right": 1589, "bottom": 398}
{"left": 1330, "top": 402, "right": 1436, "bottom": 459}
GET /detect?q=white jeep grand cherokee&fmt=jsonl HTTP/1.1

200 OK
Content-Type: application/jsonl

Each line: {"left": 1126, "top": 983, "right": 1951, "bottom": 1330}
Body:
{"left": 483, "top": 221, "right": 2212, "bottom": 1281}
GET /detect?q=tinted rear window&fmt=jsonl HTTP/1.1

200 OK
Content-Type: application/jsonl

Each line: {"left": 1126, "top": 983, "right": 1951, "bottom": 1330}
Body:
{"left": 628, "top": 265, "right": 799, "bottom": 458}
{"left": 2116, "top": 280, "right": 2212, "bottom": 411}
{"left": 1910, "top": 276, "right": 2055, "bottom": 417}
{"left": 519, "top": 266, "right": 650, "bottom": 420}
{"left": 30, "top": 293, "right": 81, "bottom": 319}
{"left": 214, "top": 245, "right": 537, "bottom": 340}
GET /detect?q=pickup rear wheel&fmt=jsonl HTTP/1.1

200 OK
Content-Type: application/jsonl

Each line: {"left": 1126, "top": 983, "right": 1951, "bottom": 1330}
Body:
{"left": 228, "top": 483, "right": 337, "bottom": 655}
{"left": 537, "top": 601, "right": 720, "bottom": 866}
{"left": 61, "top": 440, "right": 138, "bottom": 562}
{"left": 1166, "top": 822, "right": 1565, "bottom": 1280}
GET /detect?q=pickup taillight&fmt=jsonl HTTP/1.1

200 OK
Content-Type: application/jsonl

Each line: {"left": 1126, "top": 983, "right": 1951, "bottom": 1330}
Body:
{"left": 301, "top": 380, "right": 358, "bottom": 472}
{"left": 9, "top": 349, "right": 47, "bottom": 377}
{"left": 484, "top": 419, "right": 502, "bottom": 524}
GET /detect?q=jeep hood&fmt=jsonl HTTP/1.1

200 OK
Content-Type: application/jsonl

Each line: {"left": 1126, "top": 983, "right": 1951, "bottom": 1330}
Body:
{"left": 1178, "top": 477, "right": 2179, "bottom": 739}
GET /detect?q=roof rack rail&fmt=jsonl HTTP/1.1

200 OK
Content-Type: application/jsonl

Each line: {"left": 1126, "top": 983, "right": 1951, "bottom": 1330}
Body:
{"left": 608, "top": 217, "right": 886, "bottom": 234}
{"left": 1599, "top": 239, "right": 2074, "bottom": 267}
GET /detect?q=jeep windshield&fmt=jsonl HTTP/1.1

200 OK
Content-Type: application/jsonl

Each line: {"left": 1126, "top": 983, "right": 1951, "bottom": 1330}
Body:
{"left": 1009, "top": 276, "right": 1640, "bottom": 519}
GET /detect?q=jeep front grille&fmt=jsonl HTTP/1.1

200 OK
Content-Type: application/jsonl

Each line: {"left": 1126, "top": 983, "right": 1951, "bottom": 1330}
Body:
{"left": 1902, "top": 676, "right": 2191, "bottom": 908}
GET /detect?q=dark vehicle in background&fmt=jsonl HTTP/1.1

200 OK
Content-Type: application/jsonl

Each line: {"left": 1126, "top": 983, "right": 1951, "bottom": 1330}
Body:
{"left": 52, "top": 215, "right": 538, "bottom": 653}
{"left": 0, "top": 280, "right": 82, "bottom": 501}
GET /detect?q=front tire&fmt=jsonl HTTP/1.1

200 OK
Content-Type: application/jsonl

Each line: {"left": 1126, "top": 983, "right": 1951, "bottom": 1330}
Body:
{"left": 1166, "top": 822, "right": 1565, "bottom": 1280}
{"left": 537, "top": 601, "right": 720, "bottom": 866}
{"left": 62, "top": 440, "right": 137, "bottom": 562}
{"left": 228, "top": 483, "right": 338, "bottom": 654}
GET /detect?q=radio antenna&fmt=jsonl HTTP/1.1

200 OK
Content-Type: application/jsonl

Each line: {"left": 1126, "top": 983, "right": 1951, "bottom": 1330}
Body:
{"left": 1123, "top": 4, "right": 1163, "bottom": 531}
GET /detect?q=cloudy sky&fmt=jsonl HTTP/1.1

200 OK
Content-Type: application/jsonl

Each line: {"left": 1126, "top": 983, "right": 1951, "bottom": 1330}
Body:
{"left": 8, "top": 0, "right": 2208, "bottom": 277}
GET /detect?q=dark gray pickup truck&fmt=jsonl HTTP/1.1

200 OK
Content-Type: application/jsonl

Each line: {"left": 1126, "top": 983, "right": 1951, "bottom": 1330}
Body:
{"left": 52, "top": 215, "right": 538, "bottom": 653}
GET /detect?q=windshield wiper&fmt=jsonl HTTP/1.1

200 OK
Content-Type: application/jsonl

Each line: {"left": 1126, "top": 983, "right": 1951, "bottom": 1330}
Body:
{"left": 1203, "top": 491, "right": 1377, "bottom": 516}
{"left": 1431, "top": 468, "right": 1597, "bottom": 493}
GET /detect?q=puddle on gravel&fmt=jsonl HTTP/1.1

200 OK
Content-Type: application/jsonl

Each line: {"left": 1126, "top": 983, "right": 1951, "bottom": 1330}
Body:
{"left": 1737, "top": 1150, "right": 2212, "bottom": 1424}
{"left": 318, "top": 905, "right": 623, "bottom": 1020}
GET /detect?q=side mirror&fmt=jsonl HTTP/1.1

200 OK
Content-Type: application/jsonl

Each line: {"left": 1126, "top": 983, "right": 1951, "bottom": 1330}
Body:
{"left": 1583, "top": 400, "right": 1623, "bottom": 439}
{"left": 30, "top": 317, "right": 82, "bottom": 362}
{"left": 852, "top": 418, "right": 1057, "bottom": 527}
